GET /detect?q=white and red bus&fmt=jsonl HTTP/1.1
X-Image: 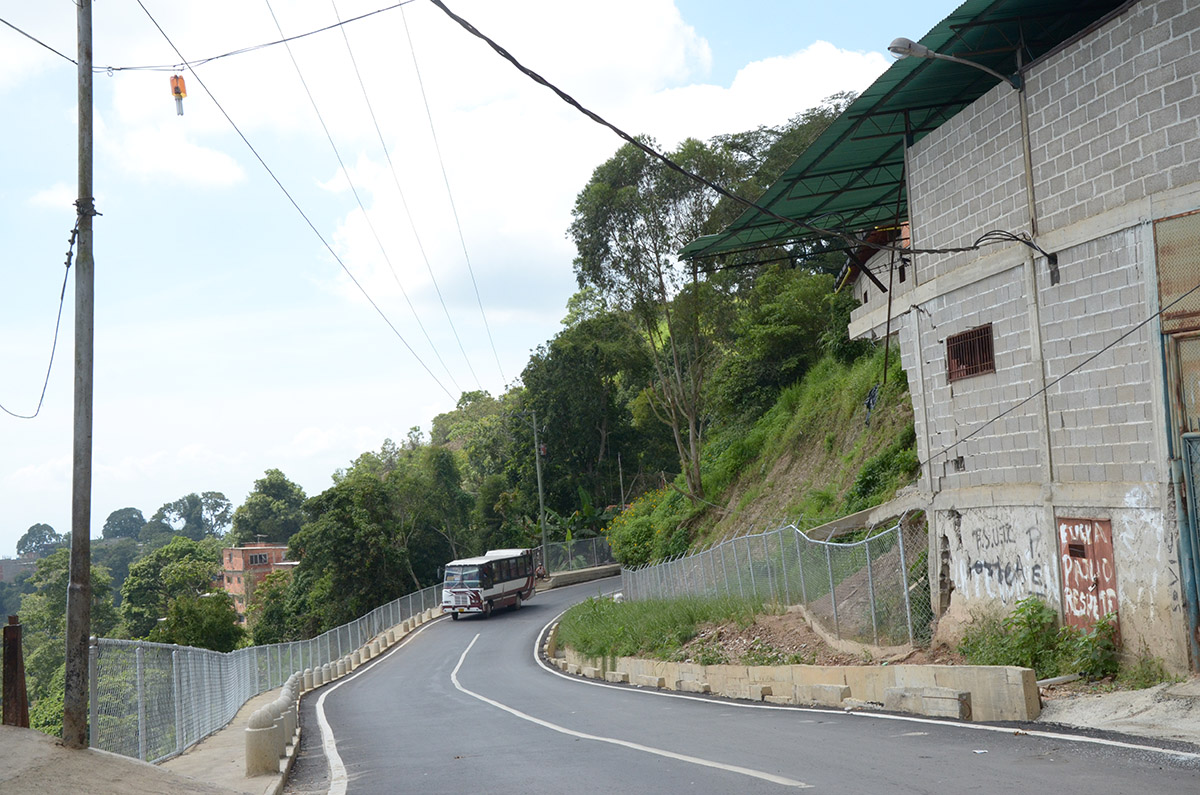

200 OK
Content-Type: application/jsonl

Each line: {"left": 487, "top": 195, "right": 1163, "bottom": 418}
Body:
{"left": 441, "top": 548, "right": 535, "bottom": 619}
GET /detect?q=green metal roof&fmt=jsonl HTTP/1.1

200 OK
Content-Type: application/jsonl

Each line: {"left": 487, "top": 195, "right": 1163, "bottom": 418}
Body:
{"left": 680, "top": 0, "right": 1131, "bottom": 261}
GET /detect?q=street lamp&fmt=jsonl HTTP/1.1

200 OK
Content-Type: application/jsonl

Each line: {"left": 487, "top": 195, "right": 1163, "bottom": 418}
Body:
{"left": 888, "top": 37, "right": 1021, "bottom": 90}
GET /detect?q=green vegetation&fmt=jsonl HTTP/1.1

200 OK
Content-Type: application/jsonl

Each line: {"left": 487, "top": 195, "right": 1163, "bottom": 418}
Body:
{"left": 556, "top": 595, "right": 762, "bottom": 661}
{"left": 958, "top": 597, "right": 1122, "bottom": 681}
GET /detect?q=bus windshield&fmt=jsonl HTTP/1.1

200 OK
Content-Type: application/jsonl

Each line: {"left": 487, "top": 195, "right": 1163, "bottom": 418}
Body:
{"left": 443, "top": 565, "right": 480, "bottom": 588}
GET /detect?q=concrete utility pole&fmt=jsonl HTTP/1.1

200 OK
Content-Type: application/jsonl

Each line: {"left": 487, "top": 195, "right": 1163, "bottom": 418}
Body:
{"left": 64, "top": 0, "right": 95, "bottom": 750}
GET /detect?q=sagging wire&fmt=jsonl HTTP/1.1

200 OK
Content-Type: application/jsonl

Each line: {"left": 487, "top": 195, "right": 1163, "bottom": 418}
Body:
{"left": 2, "top": 1, "right": 417, "bottom": 73}
{"left": 134, "top": 0, "right": 456, "bottom": 401}
{"left": 427, "top": 0, "right": 1035, "bottom": 262}
{"left": 921, "top": 278, "right": 1200, "bottom": 469}
{"left": 1, "top": 199, "right": 99, "bottom": 420}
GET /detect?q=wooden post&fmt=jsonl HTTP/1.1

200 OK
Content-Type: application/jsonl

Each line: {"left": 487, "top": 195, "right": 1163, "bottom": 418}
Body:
{"left": 3, "top": 616, "right": 30, "bottom": 728}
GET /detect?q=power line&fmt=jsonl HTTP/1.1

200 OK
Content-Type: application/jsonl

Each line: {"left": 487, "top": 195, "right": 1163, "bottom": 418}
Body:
{"left": 264, "top": 0, "right": 465, "bottom": 395}
{"left": 918, "top": 278, "right": 1200, "bottom": 468}
{"left": 330, "top": 0, "right": 480, "bottom": 397}
{"left": 134, "top": 0, "right": 455, "bottom": 401}
{"left": 0, "top": 211, "right": 84, "bottom": 419}
{"left": 0, "top": 16, "right": 75, "bottom": 65}
{"left": 400, "top": 5, "right": 506, "bottom": 386}
{"left": 428, "top": 0, "right": 1042, "bottom": 263}
{"left": 0, "top": 2, "right": 418, "bottom": 73}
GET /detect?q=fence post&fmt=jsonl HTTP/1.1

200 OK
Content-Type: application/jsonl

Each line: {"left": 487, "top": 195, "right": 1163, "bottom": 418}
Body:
{"left": 761, "top": 535, "right": 774, "bottom": 601}
{"left": 825, "top": 545, "right": 840, "bottom": 639}
{"left": 88, "top": 637, "right": 96, "bottom": 745}
{"left": 795, "top": 531, "right": 808, "bottom": 604}
{"left": 865, "top": 535, "right": 879, "bottom": 646}
{"left": 173, "top": 649, "right": 183, "bottom": 756}
{"left": 896, "top": 522, "right": 915, "bottom": 645}
{"left": 136, "top": 644, "right": 147, "bottom": 761}
{"left": 778, "top": 530, "right": 791, "bottom": 605}
{"left": 745, "top": 537, "right": 757, "bottom": 598}
{"left": 720, "top": 543, "right": 730, "bottom": 596}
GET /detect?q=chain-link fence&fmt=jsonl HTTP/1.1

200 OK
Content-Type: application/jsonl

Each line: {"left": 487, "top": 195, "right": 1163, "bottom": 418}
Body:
{"left": 90, "top": 583, "right": 443, "bottom": 763}
{"left": 621, "top": 512, "right": 933, "bottom": 648}
{"left": 543, "top": 536, "right": 617, "bottom": 573}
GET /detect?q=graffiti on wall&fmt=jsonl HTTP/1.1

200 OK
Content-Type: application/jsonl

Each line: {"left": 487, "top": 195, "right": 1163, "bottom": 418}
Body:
{"left": 950, "top": 508, "right": 1054, "bottom": 603}
{"left": 1057, "top": 517, "right": 1118, "bottom": 632}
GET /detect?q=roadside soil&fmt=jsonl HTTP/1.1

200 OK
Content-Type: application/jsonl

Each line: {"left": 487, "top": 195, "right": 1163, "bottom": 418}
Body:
{"left": 676, "top": 609, "right": 964, "bottom": 667}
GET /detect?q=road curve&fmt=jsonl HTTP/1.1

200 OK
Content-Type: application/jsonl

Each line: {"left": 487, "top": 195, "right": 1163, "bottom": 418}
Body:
{"left": 285, "top": 579, "right": 1200, "bottom": 794}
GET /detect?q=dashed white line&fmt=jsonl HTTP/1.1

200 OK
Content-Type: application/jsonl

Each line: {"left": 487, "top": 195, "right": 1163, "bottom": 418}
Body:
{"left": 452, "top": 632, "right": 811, "bottom": 789}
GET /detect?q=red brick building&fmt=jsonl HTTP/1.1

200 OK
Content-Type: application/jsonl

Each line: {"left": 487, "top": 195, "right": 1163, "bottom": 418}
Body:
{"left": 221, "top": 543, "right": 293, "bottom": 622}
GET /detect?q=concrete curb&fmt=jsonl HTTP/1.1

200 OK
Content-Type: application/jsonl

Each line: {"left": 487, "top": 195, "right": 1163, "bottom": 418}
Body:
{"left": 547, "top": 625, "right": 1039, "bottom": 722}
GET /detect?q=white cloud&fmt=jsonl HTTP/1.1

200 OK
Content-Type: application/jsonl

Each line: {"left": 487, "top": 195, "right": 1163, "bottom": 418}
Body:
{"left": 26, "top": 183, "right": 75, "bottom": 210}
{"left": 105, "top": 122, "right": 245, "bottom": 186}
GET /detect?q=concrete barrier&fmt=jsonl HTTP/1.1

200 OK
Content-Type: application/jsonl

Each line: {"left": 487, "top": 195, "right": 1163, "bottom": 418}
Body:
{"left": 303, "top": 669, "right": 313, "bottom": 692}
{"left": 557, "top": 644, "right": 1039, "bottom": 721}
{"left": 245, "top": 707, "right": 280, "bottom": 777}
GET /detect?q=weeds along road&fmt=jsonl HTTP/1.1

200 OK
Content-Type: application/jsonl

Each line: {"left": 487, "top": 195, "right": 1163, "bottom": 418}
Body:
{"left": 285, "top": 579, "right": 1200, "bottom": 795}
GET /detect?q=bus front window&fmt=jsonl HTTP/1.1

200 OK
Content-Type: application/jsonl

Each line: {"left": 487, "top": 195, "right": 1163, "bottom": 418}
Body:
{"left": 444, "top": 566, "right": 480, "bottom": 588}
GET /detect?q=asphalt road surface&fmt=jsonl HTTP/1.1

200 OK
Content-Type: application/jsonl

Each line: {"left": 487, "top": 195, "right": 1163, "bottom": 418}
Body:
{"left": 285, "top": 579, "right": 1199, "bottom": 794}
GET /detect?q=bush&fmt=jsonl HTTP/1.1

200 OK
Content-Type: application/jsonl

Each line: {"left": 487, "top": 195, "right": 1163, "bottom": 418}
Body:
{"left": 958, "top": 597, "right": 1120, "bottom": 680}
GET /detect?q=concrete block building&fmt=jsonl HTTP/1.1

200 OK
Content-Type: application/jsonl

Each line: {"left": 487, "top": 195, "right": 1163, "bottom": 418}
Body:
{"left": 683, "top": 0, "right": 1200, "bottom": 672}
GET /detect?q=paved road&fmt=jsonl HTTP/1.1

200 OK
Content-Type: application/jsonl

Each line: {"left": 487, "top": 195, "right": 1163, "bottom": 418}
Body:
{"left": 286, "top": 579, "right": 1199, "bottom": 794}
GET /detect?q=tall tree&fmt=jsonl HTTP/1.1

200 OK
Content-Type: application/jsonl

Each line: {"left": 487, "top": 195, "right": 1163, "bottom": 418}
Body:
{"left": 101, "top": 507, "right": 146, "bottom": 540}
{"left": 16, "top": 523, "right": 65, "bottom": 558}
{"left": 227, "top": 469, "right": 307, "bottom": 546}
{"left": 151, "top": 492, "right": 233, "bottom": 540}
{"left": 571, "top": 137, "right": 741, "bottom": 500}
{"left": 120, "top": 536, "right": 222, "bottom": 638}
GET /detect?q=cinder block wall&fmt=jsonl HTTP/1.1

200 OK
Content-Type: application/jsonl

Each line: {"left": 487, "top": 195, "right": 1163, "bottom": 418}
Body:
{"left": 853, "top": 0, "right": 1194, "bottom": 670}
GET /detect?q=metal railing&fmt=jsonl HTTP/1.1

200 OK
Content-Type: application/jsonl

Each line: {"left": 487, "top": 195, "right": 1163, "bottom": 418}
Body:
{"left": 90, "top": 583, "right": 443, "bottom": 763}
{"left": 621, "top": 513, "right": 933, "bottom": 649}
{"left": 544, "top": 536, "right": 617, "bottom": 573}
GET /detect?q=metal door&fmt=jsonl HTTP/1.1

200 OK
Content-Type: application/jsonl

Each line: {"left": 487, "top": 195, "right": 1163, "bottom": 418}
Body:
{"left": 1056, "top": 517, "right": 1118, "bottom": 633}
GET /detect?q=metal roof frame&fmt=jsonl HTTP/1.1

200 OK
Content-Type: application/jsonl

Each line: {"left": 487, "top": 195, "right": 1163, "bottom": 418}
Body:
{"left": 680, "top": 0, "right": 1133, "bottom": 262}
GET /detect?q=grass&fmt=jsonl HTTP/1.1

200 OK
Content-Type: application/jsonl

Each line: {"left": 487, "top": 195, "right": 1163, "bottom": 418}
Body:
{"left": 555, "top": 594, "right": 763, "bottom": 661}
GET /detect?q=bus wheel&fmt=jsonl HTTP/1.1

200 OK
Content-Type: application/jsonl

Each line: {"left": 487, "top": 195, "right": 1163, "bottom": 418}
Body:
{"left": 451, "top": 612, "right": 459, "bottom": 621}
{"left": 483, "top": 601, "right": 492, "bottom": 619}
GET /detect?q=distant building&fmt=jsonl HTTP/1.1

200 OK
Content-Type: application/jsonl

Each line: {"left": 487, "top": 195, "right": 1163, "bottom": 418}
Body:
{"left": 0, "top": 557, "right": 33, "bottom": 584}
{"left": 221, "top": 543, "right": 294, "bottom": 623}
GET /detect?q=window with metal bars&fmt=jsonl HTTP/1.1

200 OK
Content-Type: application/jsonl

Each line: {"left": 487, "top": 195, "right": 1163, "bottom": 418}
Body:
{"left": 946, "top": 324, "right": 995, "bottom": 382}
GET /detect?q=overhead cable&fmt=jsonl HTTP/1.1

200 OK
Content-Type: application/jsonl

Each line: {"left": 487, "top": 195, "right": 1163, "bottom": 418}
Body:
{"left": 427, "top": 0, "right": 1041, "bottom": 262}
{"left": 919, "top": 278, "right": 1200, "bottom": 468}
{"left": 0, "top": 212, "right": 81, "bottom": 420}
{"left": 330, "top": 0, "right": 483, "bottom": 396}
{"left": 400, "top": 5, "right": 506, "bottom": 385}
{"left": 135, "top": 0, "right": 455, "bottom": 401}
{"left": 265, "top": 0, "right": 466, "bottom": 394}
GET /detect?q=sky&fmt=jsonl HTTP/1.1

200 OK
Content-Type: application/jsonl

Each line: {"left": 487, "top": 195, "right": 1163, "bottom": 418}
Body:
{"left": 0, "top": 0, "right": 954, "bottom": 557}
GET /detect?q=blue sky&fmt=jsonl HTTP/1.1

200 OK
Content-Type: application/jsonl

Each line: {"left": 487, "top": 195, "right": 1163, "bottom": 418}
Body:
{"left": 0, "top": 0, "right": 952, "bottom": 557}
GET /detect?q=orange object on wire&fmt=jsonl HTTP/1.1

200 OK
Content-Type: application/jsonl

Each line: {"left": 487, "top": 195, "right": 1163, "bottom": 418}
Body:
{"left": 170, "top": 75, "right": 186, "bottom": 116}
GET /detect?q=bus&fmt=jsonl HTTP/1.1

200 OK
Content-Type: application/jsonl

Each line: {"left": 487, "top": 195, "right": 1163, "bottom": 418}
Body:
{"left": 441, "top": 548, "right": 535, "bottom": 619}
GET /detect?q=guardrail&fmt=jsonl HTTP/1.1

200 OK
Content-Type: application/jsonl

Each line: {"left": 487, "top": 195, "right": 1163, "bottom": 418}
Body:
{"left": 90, "top": 583, "right": 443, "bottom": 763}
{"left": 621, "top": 513, "right": 933, "bottom": 649}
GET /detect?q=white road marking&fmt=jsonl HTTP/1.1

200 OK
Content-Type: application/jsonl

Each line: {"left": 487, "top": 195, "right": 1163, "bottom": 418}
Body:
{"left": 452, "top": 632, "right": 811, "bottom": 788}
{"left": 314, "top": 616, "right": 446, "bottom": 795}
{"left": 532, "top": 606, "right": 1200, "bottom": 764}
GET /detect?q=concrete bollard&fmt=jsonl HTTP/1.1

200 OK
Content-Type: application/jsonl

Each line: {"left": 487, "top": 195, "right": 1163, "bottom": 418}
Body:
{"left": 321, "top": 662, "right": 331, "bottom": 684}
{"left": 278, "top": 694, "right": 296, "bottom": 748}
{"left": 303, "top": 668, "right": 314, "bottom": 692}
{"left": 386, "top": 629, "right": 395, "bottom": 645}
{"left": 352, "top": 650, "right": 361, "bottom": 668}
{"left": 266, "top": 698, "right": 286, "bottom": 760}
{"left": 335, "top": 658, "right": 346, "bottom": 678}
{"left": 245, "top": 707, "right": 281, "bottom": 777}
{"left": 370, "top": 639, "right": 381, "bottom": 657}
